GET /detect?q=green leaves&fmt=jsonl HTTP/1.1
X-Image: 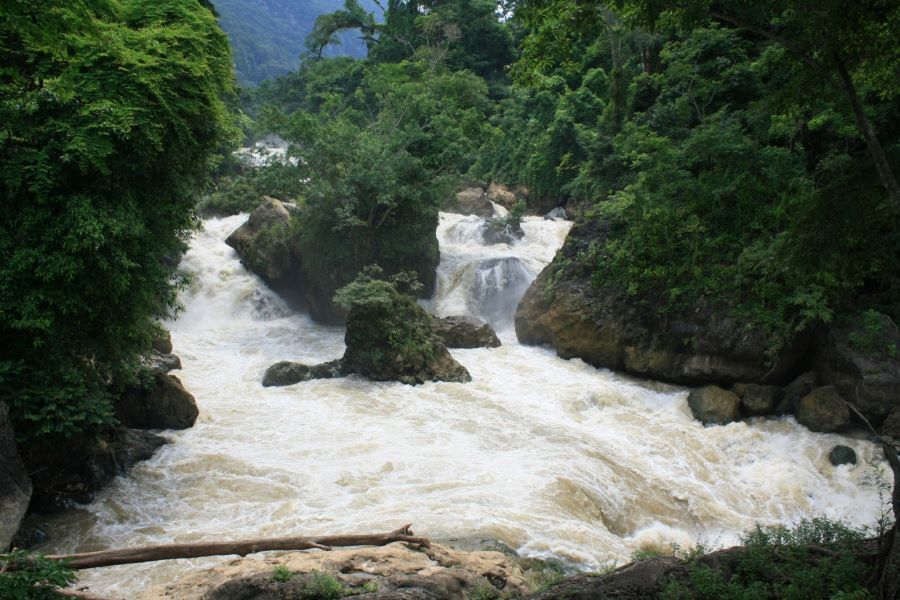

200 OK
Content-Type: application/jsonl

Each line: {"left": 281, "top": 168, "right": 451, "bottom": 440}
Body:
{"left": 0, "top": 0, "right": 238, "bottom": 440}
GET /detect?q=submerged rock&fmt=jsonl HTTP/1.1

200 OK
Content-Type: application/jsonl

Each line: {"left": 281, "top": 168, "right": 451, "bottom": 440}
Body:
{"left": 431, "top": 316, "right": 501, "bottom": 349}
{"left": 117, "top": 371, "right": 198, "bottom": 430}
{"left": 24, "top": 428, "right": 167, "bottom": 513}
{"left": 137, "top": 542, "right": 529, "bottom": 600}
{"left": 0, "top": 402, "right": 31, "bottom": 550}
{"left": 796, "top": 386, "right": 850, "bottom": 433}
{"left": 829, "top": 445, "right": 857, "bottom": 466}
{"left": 262, "top": 359, "right": 346, "bottom": 387}
{"left": 687, "top": 386, "right": 741, "bottom": 425}
{"left": 515, "top": 221, "right": 808, "bottom": 386}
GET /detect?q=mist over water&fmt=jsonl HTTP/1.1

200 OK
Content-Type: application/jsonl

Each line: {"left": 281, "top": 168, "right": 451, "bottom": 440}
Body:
{"left": 35, "top": 212, "right": 883, "bottom": 596}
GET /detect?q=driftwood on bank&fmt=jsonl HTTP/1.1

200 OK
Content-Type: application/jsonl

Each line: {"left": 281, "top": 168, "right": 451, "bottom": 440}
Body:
{"left": 44, "top": 524, "right": 429, "bottom": 570}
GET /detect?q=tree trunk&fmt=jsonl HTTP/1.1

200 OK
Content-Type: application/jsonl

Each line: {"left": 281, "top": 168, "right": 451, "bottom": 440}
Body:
{"left": 43, "top": 525, "right": 429, "bottom": 570}
{"left": 833, "top": 52, "right": 900, "bottom": 211}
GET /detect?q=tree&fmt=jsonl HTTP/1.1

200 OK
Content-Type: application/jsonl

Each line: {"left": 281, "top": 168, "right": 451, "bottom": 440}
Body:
{"left": 0, "top": 0, "right": 238, "bottom": 440}
{"left": 515, "top": 0, "right": 900, "bottom": 210}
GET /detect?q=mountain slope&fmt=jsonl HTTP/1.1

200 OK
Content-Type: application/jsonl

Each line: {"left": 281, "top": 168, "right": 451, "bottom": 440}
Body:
{"left": 213, "top": 0, "right": 380, "bottom": 87}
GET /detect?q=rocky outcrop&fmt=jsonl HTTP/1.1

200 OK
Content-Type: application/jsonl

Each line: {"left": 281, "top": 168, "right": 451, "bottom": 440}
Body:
{"left": 687, "top": 386, "right": 740, "bottom": 425}
{"left": 24, "top": 428, "right": 167, "bottom": 513}
{"left": 137, "top": 543, "right": 529, "bottom": 600}
{"left": 343, "top": 293, "right": 471, "bottom": 384}
{"left": 515, "top": 221, "right": 808, "bottom": 386}
{"left": 544, "top": 207, "right": 568, "bottom": 220}
{"left": 152, "top": 331, "right": 173, "bottom": 354}
{"left": 0, "top": 403, "right": 31, "bottom": 550}
{"left": 486, "top": 182, "right": 525, "bottom": 210}
{"left": 443, "top": 187, "right": 495, "bottom": 218}
{"left": 262, "top": 359, "right": 346, "bottom": 387}
{"left": 813, "top": 315, "right": 900, "bottom": 427}
{"left": 431, "top": 316, "right": 501, "bottom": 349}
{"left": 777, "top": 371, "right": 818, "bottom": 415}
{"left": 796, "top": 386, "right": 850, "bottom": 433}
{"left": 225, "top": 197, "right": 297, "bottom": 282}
{"left": 116, "top": 371, "right": 198, "bottom": 430}
{"left": 265, "top": 291, "right": 471, "bottom": 387}
{"left": 482, "top": 217, "right": 524, "bottom": 246}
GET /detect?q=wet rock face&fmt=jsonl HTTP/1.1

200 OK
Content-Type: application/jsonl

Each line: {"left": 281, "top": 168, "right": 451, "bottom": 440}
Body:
{"left": 687, "top": 386, "right": 741, "bottom": 425}
{"left": 829, "top": 445, "right": 857, "bottom": 466}
{"left": 116, "top": 371, "right": 198, "bottom": 430}
{"left": 24, "top": 428, "right": 167, "bottom": 513}
{"left": 515, "top": 221, "right": 808, "bottom": 386}
{"left": 813, "top": 315, "right": 900, "bottom": 427}
{"left": 796, "top": 386, "right": 851, "bottom": 433}
{"left": 0, "top": 402, "right": 31, "bottom": 550}
{"left": 431, "top": 316, "right": 501, "bottom": 349}
{"left": 137, "top": 543, "right": 530, "bottom": 600}
{"left": 731, "top": 383, "right": 779, "bottom": 416}
{"left": 225, "top": 197, "right": 296, "bottom": 282}
{"left": 261, "top": 359, "right": 346, "bottom": 387}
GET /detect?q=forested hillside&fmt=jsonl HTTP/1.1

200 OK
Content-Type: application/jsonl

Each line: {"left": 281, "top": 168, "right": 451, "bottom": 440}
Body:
{"left": 213, "top": 0, "right": 381, "bottom": 86}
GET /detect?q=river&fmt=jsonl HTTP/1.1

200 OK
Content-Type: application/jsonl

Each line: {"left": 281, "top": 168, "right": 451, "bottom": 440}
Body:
{"left": 35, "top": 211, "right": 883, "bottom": 597}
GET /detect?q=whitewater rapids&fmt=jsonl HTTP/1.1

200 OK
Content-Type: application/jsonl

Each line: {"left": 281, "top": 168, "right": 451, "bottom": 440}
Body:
{"left": 34, "top": 211, "right": 884, "bottom": 596}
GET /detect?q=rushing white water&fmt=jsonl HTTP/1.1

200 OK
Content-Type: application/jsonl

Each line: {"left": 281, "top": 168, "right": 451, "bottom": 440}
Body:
{"left": 35, "top": 212, "right": 883, "bottom": 597}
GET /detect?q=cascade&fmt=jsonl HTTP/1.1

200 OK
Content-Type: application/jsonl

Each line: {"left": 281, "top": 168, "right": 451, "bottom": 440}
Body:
{"left": 32, "top": 211, "right": 882, "bottom": 597}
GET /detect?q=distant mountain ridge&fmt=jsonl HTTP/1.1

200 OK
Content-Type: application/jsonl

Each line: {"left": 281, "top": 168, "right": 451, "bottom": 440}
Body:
{"left": 213, "top": 0, "right": 380, "bottom": 87}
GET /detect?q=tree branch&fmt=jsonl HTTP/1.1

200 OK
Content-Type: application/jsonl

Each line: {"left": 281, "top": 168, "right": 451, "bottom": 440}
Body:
{"left": 41, "top": 525, "right": 429, "bottom": 570}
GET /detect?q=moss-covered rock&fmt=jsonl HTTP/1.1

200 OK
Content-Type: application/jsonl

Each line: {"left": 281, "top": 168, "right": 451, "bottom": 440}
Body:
{"left": 343, "top": 287, "right": 470, "bottom": 385}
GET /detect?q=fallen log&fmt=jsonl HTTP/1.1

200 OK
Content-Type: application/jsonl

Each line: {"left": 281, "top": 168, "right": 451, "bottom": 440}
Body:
{"left": 44, "top": 524, "right": 429, "bottom": 570}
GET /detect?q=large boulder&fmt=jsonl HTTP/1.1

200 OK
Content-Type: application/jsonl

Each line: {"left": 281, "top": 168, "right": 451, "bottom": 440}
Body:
{"left": 687, "top": 386, "right": 741, "bottom": 425}
{"left": 431, "top": 316, "right": 501, "bottom": 349}
{"left": 262, "top": 359, "right": 346, "bottom": 387}
{"left": 24, "top": 428, "right": 166, "bottom": 513}
{"left": 344, "top": 292, "right": 470, "bottom": 384}
{"left": 813, "top": 314, "right": 900, "bottom": 426}
{"left": 486, "top": 182, "right": 522, "bottom": 210}
{"left": 0, "top": 403, "right": 31, "bottom": 550}
{"left": 776, "top": 371, "right": 818, "bottom": 415}
{"left": 796, "top": 386, "right": 850, "bottom": 433}
{"left": 515, "top": 221, "right": 808, "bottom": 386}
{"left": 225, "top": 197, "right": 296, "bottom": 281}
{"left": 731, "top": 383, "right": 779, "bottom": 416}
{"left": 443, "top": 187, "right": 495, "bottom": 218}
{"left": 116, "top": 371, "right": 198, "bottom": 430}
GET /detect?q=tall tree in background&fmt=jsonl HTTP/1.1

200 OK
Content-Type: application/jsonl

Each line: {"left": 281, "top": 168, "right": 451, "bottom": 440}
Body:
{"left": 0, "top": 0, "right": 239, "bottom": 440}
{"left": 515, "top": 0, "right": 900, "bottom": 209}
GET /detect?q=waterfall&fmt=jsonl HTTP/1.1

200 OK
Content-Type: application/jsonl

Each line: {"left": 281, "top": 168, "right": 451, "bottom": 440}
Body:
{"left": 430, "top": 211, "right": 571, "bottom": 331}
{"left": 32, "top": 211, "right": 884, "bottom": 597}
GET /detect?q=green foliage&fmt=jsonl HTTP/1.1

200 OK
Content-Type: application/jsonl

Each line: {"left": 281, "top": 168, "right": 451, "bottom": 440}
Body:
{"left": 660, "top": 518, "right": 870, "bottom": 599}
{"left": 0, "top": 550, "right": 77, "bottom": 599}
{"left": 272, "top": 60, "right": 492, "bottom": 307}
{"left": 503, "top": 6, "right": 899, "bottom": 353}
{"left": 336, "top": 266, "right": 439, "bottom": 380}
{"left": 0, "top": 0, "right": 238, "bottom": 440}
{"left": 272, "top": 565, "right": 295, "bottom": 583}
{"left": 466, "top": 583, "right": 504, "bottom": 600}
{"left": 299, "top": 571, "right": 344, "bottom": 600}
{"left": 847, "top": 309, "right": 898, "bottom": 358}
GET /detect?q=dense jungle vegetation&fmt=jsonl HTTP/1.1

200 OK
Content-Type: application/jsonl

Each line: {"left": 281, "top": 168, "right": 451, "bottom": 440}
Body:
{"left": 2, "top": 0, "right": 898, "bottom": 449}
